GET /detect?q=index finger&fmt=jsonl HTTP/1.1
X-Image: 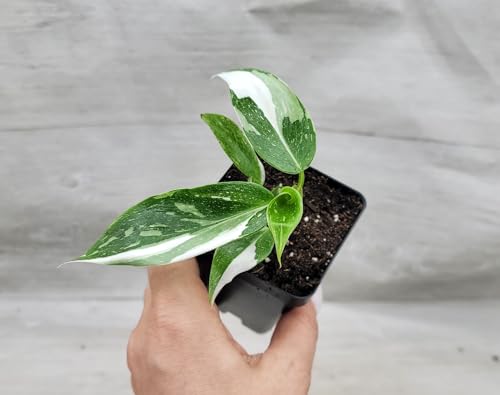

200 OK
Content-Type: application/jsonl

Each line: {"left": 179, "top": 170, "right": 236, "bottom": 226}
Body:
{"left": 147, "top": 258, "right": 211, "bottom": 311}
{"left": 144, "top": 259, "right": 242, "bottom": 356}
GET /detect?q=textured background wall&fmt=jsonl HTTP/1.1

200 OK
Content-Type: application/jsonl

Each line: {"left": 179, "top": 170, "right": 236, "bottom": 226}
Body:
{"left": 1, "top": 1, "right": 499, "bottom": 394}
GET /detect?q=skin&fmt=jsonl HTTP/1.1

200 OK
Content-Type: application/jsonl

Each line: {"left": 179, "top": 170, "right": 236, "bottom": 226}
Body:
{"left": 127, "top": 258, "right": 319, "bottom": 395}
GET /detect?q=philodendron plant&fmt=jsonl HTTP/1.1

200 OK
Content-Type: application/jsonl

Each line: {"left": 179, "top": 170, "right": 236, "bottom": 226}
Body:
{"left": 70, "top": 68, "right": 316, "bottom": 303}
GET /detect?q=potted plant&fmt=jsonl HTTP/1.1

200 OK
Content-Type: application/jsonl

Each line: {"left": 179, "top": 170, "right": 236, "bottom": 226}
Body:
{"left": 69, "top": 68, "right": 366, "bottom": 332}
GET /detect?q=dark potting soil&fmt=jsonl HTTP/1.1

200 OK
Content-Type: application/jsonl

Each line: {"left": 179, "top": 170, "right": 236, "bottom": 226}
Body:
{"left": 221, "top": 164, "right": 365, "bottom": 297}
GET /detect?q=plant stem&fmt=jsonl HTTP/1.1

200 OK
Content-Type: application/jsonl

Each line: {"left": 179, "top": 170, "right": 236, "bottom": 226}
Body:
{"left": 297, "top": 171, "right": 305, "bottom": 193}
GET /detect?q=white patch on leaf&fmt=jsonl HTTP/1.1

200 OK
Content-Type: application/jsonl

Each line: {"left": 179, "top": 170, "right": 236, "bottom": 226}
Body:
{"left": 180, "top": 218, "right": 213, "bottom": 225}
{"left": 68, "top": 214, "right": 254, "bottom": 267}
{"left": 216, "top": 71, "right": 279, "bottom": 133}
{"left": 98, "top": 236, "right": 118, "bottom": 249}
{"left": 140, "top": 230, "right": 163, "bottom": 237}
{"left": 217, "top": 70, "right": 303, "bottom": 171}
{"left": 210, "top": 195, "right": 232, "bottom": 201}
{"left": 69, "top": 234, "right": 193, "bottom": 265}
{"left": 125, "top": 227, "right": 134, "bottom": 237}
{"left": 174, "top": 202, "right": 205, "bottom": 217}
{"left": 211, "top": 240, "right": 258, "bottom": 303}
{"left": 170, "top": 217, "right": 252, "bottom": 263}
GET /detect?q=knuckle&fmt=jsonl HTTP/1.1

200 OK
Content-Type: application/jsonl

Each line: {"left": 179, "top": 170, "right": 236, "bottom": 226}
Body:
{"left": 127, "top": 325, "right": 170, "bottom": 375}
{"left": 143, "top": 347, "right": 171, "bottom": 374}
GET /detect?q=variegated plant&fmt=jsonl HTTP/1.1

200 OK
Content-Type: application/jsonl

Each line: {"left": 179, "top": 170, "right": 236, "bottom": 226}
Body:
{"left": 70, "top": 68, "right": 316, "bottom": 303}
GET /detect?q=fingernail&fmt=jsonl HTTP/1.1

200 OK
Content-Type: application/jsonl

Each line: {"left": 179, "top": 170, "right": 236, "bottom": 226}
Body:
{"left": 311, "top": 285, "right": 322, "bottom": 315}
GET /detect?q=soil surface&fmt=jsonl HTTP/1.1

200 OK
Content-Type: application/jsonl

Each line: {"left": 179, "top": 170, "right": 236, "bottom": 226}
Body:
{"left": 221, "top": 164, "right": 365, "bottom": 297}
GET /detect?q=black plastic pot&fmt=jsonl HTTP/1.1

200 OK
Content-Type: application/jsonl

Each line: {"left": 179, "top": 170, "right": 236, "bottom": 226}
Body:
{"left": 198, "top": 166, "right": 366, "bottom": 333}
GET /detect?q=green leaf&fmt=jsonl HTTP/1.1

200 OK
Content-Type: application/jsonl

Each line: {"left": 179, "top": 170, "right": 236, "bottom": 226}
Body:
{"left": 208, "top": 227, "right": 274, "bottom": 303}
{"left": 201, "top": 113, "right": 265, "bottom": 184}
{"left": 68, "top": 182, "right": 273, "bottom": 266}
{"left": 266, "top": 186, "right": 303, "bottom": 265}
{"left": 216, "top": 68, "right": 316, "bottom": 174}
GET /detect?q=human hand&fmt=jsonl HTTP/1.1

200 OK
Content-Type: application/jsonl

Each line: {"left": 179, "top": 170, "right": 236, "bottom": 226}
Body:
{"left": 127, "top": 258, "right": 319, "bottom": 395}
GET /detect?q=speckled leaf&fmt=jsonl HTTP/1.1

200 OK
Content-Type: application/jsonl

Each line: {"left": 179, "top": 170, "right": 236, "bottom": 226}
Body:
{"left": 208, "top": 227, "right": 274, "bottom": 303}
{"left": 68, "top": 182, "right": 273, "bottom": 266}
{"left": 266, "top": 186, "right": 303, "bottom": 265}
{"left": 201, "top": 113, "right": 265, "bottom": 184}
{"left": 216, "top": 68, "right": 316, "bottom": 174}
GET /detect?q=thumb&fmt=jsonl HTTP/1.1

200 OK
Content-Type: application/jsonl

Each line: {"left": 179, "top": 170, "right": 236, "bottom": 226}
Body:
{"left": 263, "top": 301, "right": 319, "bottom": 375}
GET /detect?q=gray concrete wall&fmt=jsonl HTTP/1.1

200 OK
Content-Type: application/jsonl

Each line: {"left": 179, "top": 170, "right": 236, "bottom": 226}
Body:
{"left": 2, "top": 0, "right": 499, "bottom": 301}
{"left": 1, "top": 1, "right": 499, "bottom": 394}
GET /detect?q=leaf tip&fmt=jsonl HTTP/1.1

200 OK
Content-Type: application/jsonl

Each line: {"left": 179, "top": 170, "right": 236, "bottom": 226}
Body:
{"left": 276, "top": 251, "right": 283, "bottom": 268}
{"left": 58, "top": 258, "right": 81, "bottom": 268}
{"left": 57, "top": 261, "right": 70, "bottom": 269}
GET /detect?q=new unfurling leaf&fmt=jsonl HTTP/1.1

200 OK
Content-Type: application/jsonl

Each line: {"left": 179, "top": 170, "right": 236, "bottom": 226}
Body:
{"left": 266, "top": 186, "right": 303, "bottom": 265}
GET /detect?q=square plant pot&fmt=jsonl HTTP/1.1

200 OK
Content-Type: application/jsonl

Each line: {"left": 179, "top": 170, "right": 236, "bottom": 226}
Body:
{"left": 198, "top": 164, "right": 366, "bottom": 333}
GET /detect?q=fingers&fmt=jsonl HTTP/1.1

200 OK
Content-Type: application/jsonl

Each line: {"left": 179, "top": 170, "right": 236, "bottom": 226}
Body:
{"left": 145, "top": 259, "right": 238, "bottom": 344}
{"left": 139, "top": 259, "right": 248, "bottom": 368}
{"left": 144, "top": 259, "right": 218, "bottom": 330}
{"left": 147, "top": 258, "right": 210, "bottom": 305}
{"left": 263, "top": 302, "right": 318, "bottom": 374}
{"left": 147, "top": 258, "right": 201, "bottom": 294}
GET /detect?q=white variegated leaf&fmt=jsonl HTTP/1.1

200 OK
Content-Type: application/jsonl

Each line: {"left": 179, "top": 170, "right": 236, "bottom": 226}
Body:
{"left": 209, "top": 227, "right": 274, "bottom": 303}
{"left": 216, "top": 68, "right": 316, "bottom": 174}
{"left": 68, "top": 182, "right": 273, "bottom": 266}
